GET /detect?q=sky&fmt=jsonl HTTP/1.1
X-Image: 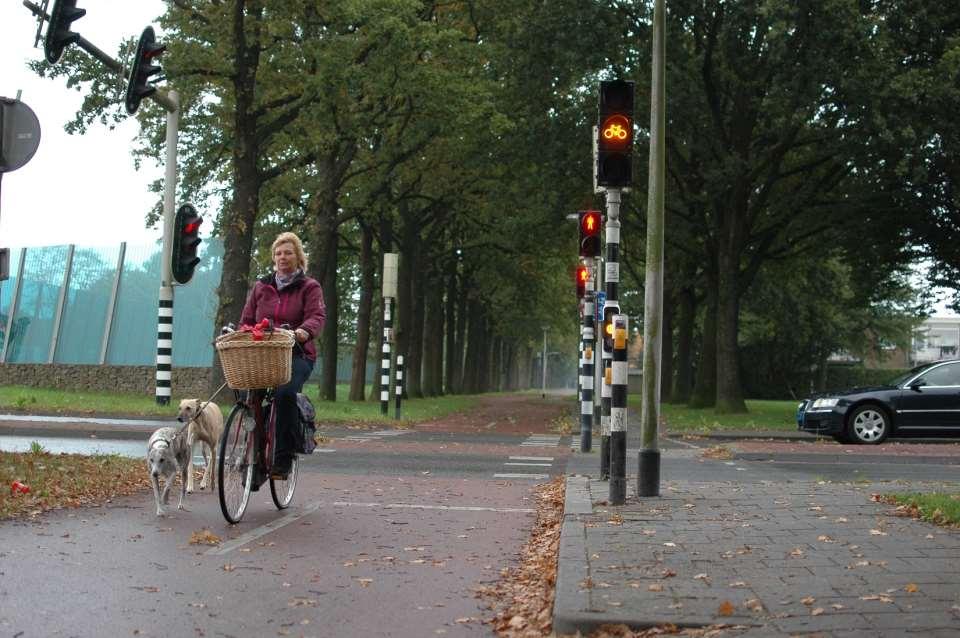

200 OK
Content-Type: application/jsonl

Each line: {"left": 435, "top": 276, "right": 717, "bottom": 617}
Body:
{"left": 0, "top": 0, "right": 167, "bottom": 248}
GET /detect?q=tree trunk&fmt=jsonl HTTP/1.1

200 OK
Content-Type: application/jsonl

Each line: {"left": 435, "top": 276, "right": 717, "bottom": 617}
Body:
{"left": 689, "top": 284, "right": 717, "bottom": 408}
{"left": 318, "top": 215, "right": 339, "bottom": 401}
{"left": 421, "top": 271, "right": 443, "bottom": 396}
{"left": 349, "top": 223, "right": 374, "bottom": 401}
{"left": 715, "top": 246, "right": 747, "bottom": 413}
{"left": 444, "top": 268, "right": 457, "bottom": 393}
{"left": 210, "top": 1, "right": 263, "bottom": 398}
{"left": 462, "top": 299, "right": 483, "bottom": 393}
{"left": 451, "top": 276, "right": 468, "bottom": 393}
{"left": 672, "top": 286, "right": 696, "bottom": 403}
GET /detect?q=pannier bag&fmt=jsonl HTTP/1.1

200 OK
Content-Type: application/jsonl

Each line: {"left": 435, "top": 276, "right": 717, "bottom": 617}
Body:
{"left": 297, "top": 393, "right": 317, "bottom": 454}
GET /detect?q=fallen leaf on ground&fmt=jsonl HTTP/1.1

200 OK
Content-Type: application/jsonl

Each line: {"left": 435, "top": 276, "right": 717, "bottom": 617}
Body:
{"left": 189, "top": 529, "right": 221, "bottom": 546}
{"left": 905, "top": 583, "right": 919, "bottom": 593}
{"left": 718, "top": 601, "right": 735, "bottom": 616}
{"left": 811, "top": 607, "right": 824, "bottom": 616}
{"left": 801, "top": 596, "right": 816, "bottom": 606}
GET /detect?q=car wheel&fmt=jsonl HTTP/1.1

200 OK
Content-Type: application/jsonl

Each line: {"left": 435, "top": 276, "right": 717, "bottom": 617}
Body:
{"left": 846, "top": 405, "right": 889, "bottom": 444}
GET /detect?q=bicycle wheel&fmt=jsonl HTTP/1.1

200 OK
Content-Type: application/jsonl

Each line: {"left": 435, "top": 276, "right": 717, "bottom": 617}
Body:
{"left": 270, "top": 455, "right": 298, "bottom": 509}
{"left": 219, "top": 403, "right": 254, "bottom": 524}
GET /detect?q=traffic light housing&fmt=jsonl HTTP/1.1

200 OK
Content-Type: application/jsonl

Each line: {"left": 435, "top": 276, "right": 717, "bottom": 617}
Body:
{"left": 125, "top": 26, "right": 166, "bottom": 115}
{"left": 172, "top": 204, "right": 202, "bottom": 284}
{"left": 578, "top": 210, "right": 602, "bottom": 258}
{"left": 576, "top": 264, "right": 588, "bottom": 299}
{"left": 44, "top": 0, "right": 86, "bottom": 64}
{"left": 602, "top": 304, "right": 620, "bottom": 353}
{"left": 596, "top": 80, "right": 634, "bottom": 188}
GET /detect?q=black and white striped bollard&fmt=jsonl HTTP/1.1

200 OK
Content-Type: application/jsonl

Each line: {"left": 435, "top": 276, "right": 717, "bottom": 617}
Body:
{"left": 155, "top": 287, "right": 173, "bottom": 405}
{"left": 610, "top": 314, "right": 629, "bottom": 505}
{"left": 380, "top": 298, "right": 393, "bottom": 415}
{"left": 395, "top": 354, "right": 404, "bottom": 420}
{"left": 580, "top": 279, "right": 595, "bottom": 452}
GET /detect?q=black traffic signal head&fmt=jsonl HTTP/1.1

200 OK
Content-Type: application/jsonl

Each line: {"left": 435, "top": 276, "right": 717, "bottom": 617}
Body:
{"left": 578, "top": 210, "right": 602, "bottom": 258}
{"left": 576, "top": 264, "right": 588, "bottom": 299}
{"left": 597, "top": 80, "right": 635, "bottom": 188}
{"left": 602, "top": 304, "right": 620, "bottom": 353}
{"left": 125, "top": 26, "right": 166, "bottom": 115}
{"left": 44, "top": 0, "right": 86, "bottom": 64}
{"left": 172, "top": 204, "right": 202, "bottom": 284}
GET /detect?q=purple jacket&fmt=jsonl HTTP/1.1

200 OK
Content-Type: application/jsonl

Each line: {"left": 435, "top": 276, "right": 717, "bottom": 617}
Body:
{"left": 240, "top": 271, "right": 326, "bottom": 361}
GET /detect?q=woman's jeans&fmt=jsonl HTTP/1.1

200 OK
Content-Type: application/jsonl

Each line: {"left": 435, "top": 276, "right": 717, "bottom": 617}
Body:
{"left": 274, "top": 354, "right": 314, "bottom": 458}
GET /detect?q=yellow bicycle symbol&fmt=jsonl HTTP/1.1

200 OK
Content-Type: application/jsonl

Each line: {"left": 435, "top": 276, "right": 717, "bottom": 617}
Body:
{"left": 603, "top": 124, "right": 629, "bottom": 140}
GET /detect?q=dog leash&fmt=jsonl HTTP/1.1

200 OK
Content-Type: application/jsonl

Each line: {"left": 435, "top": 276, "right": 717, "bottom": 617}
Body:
{"left": 174, "top": 381, "right": 228, "bottom": 438}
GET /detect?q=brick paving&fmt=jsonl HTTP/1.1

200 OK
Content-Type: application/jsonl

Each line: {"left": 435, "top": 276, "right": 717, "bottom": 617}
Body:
{"left": 554, "top": 449, "right": 960, "bottom": 636}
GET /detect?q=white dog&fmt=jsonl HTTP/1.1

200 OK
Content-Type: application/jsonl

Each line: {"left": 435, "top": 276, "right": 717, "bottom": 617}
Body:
{"left": 146, "top": 426, "right": 191, "bottom": 516}
{"left": 177, "top": 398, "right": 225, "bottom": 492}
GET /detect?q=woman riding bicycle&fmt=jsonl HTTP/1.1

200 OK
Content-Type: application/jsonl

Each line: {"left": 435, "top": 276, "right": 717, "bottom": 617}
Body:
{"left": 240, "top": 231, "right": 325, "bottom": 477}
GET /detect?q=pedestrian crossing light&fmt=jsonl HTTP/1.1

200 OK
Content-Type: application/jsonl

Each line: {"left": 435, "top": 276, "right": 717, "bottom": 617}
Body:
{"left": 576, "top": 264, "right": 589, "bottom": 299}
{"left": 596, "top": 80, "right": 634, "bottom": 188}
{"left": 172, "top": 204, "right": 202, "bottom": 284}
{"left": 44, "top": 0, "right": 86, "bottom": 64}
{"left": 578, "top": 210, "right": 602, "bottom": 258}
{"left": 125, "top": 26, "right": 166, "bottom": 115}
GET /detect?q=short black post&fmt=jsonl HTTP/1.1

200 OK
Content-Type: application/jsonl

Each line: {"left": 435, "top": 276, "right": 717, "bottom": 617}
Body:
{"left": 600, "top": 352, "right": 611, "bottom": 480}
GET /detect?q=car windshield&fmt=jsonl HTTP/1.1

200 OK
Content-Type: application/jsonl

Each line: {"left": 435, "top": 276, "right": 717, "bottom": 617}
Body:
{"left": 887, "top": 363, "right": 937, "bottom": 387}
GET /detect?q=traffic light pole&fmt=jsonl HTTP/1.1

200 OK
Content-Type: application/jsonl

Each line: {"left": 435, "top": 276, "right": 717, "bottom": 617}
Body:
{"left": 155, "top": 90, "right": 180, "bottom": 406}
{"left": 639, "top": 0, "right": 666, "bottom": 497}
{"left": 579, "top": 276, "right": 595, "bottom": 452}
{"left": 603, "top": 189, "right": 627, "bottom": 505}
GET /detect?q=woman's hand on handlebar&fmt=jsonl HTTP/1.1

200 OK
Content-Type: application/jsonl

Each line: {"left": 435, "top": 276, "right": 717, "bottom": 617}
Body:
{"left": 294, "top": 328, "right": 309, "bottom": 343}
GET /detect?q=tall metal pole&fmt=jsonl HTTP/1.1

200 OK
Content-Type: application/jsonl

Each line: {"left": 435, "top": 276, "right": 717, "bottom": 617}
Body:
{"left": 639, "top": 0, "right": 666, "bottom": 496}
{"left": 580, "top": 274, "right": 595, "bottom": 452}
{"left": 604, "top": 189, "right": 626, "bottom": 505}
{"left": 381, "top": 253, "right": 398, "bottom": 415}
{"left": 155, "top": 90, "right": 179, "bottom": 406}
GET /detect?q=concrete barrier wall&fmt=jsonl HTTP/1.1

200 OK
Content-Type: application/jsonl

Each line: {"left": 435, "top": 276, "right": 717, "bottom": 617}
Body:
{"left": 0, "top": 363, "right": 213, "bottom": 397}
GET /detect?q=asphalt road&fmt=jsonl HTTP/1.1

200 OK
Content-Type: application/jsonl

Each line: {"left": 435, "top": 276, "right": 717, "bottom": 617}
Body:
{"left": 0, "top": 425, "right": 570, "bottom": 638}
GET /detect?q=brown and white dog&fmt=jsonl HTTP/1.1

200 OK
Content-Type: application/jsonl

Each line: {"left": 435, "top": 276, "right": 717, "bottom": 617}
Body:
{"left": 177, "top": 399, "right": 225, "bottom": 492}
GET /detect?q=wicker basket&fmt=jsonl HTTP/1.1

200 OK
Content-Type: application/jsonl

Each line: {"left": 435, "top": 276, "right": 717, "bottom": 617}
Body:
{"left": 215, "top": 328, "right": 295, "bottom": 389}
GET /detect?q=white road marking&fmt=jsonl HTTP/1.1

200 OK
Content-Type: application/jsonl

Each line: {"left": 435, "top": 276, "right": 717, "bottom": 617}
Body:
{"left": 331, "top": 501, "right": 535, "bottom": 513}
{"left": 206, "top": 501, "right": 323, "bottom": 556}
{"left": 494, "top": 473, "right": 550, "bottom": 479}
{"left": 509, "top": 456, "right": 554, "bottom": 461}
{"left": 504, "top": 462, "right": 552, "bottom": 467}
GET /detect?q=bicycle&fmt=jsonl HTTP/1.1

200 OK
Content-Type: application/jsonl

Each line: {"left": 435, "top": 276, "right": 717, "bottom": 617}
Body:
{"left": 217, "top": 386, "right": 299, "bottom": 523}
{"left": 214, "top": 320, "right": 299, "bottom": 524}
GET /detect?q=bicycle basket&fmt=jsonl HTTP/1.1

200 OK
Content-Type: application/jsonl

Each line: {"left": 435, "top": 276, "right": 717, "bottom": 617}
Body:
{"left": 215, "top": 328, "right": 295, "bottom": 389}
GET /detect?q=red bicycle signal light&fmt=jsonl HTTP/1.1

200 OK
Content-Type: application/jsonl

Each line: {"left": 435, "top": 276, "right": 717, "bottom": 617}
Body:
{"left": 578, "top": 210, "right": 602, "bottom": 258}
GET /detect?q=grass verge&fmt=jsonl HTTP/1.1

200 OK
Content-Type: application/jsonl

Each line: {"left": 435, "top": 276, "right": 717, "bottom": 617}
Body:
{"left": 0, "top": 384, "right": 481, "bottom": 426}
{"left": 0, "top": 447, "right": 148, "bottom": 520}
{"left": 882, "top": 492, "right": 960, "bottom": 528}
{"left": 660, "top": 399, "right": 798, "bottom": 433}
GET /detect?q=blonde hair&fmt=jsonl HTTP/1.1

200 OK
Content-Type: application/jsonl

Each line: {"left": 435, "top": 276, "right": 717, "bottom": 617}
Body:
{"left": 271, "top": 232, "right": 308, "bottom": 272}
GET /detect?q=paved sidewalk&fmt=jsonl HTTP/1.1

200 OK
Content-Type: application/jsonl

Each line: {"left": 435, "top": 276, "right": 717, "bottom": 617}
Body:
{"left": 554, "top": 450, "right": 960, "bottom": 636}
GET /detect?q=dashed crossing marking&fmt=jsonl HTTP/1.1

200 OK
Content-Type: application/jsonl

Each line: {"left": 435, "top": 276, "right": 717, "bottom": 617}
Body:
{"left": 509, "top": 456, "right": 554, "bottom": 461}
{"left": 494, "top": 473, "right": 550, "bottom": 480}
{"left": 504, "top": 462, "right": 552, "bottom": 467}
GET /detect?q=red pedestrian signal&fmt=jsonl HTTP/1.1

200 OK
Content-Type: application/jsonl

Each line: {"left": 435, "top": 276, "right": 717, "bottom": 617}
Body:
{"left": 578, "top": 210, "right": 602, "bottom": 258}
{"left": 576, "top": 264, "right": 589, "bottom": 299}
{"left": 596, "top": 80, "right": 634, "bottom": 188}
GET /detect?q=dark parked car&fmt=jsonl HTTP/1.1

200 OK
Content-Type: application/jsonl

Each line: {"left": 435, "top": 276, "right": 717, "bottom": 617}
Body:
{"left": 797, "top": 360, "right": 960, "bottom": 444}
